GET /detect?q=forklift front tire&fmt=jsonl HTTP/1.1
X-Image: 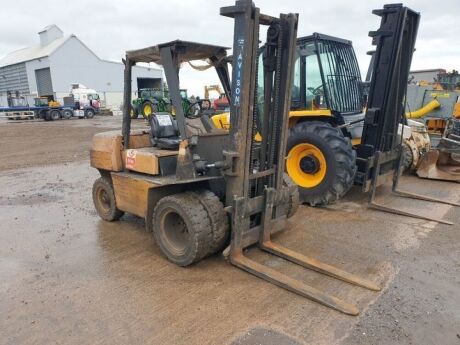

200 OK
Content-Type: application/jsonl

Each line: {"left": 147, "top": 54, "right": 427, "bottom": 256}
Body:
{"left": 152, "top": 193, "right": 214, "bottom": 266}
{"left": 92, "top": 177, "right": 124, "bottom": 221}
{"left": 186, "top": 190, "right": 229, "bottom": 255}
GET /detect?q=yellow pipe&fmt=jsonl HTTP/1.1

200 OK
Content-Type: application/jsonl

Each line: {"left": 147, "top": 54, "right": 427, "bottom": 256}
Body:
{"left": 406, "top": 99, "right": 441, "bottom": 119}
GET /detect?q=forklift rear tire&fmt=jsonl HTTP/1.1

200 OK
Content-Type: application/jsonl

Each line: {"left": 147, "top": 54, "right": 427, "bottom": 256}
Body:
{"left": 152, "top": 193, "right": 214, "bottom": 266}
{"left": 92, "top": 177, "right": 124, "bottom": 221}
{"left": 286, "top": 121, "right": 356, "bottom": 206}
{"left": 187, "top": 190, "right": 229, "bottom": 255}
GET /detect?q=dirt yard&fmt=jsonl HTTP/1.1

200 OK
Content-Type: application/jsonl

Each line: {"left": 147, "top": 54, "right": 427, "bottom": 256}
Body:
{"left": 0, "top": 116, "right": 459, "bottom": 345}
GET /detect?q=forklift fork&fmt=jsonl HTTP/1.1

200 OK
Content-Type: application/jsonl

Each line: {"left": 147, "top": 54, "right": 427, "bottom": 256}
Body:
{"left": 230, "top": 188, "right": 380, "bottom": 316}
{"left": 368, "top": 151, "right": 457, "bottom": 225}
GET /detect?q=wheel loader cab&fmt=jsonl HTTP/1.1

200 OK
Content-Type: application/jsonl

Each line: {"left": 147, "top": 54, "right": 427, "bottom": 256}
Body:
{"left": 289, "top": 34, "right": 364, "bottom": 122}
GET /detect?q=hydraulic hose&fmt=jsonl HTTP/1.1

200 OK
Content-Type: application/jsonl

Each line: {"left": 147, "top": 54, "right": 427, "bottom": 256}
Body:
{"left": 406, "top": 99, "right": 441, "bottom": 119}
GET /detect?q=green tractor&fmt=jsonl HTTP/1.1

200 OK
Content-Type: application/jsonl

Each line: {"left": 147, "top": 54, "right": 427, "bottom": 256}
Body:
{"left": 130, "top": 88, "right": 198, "bottom": 119}
{"left": 130, "top": 88, "right": 171, "bottom": 119}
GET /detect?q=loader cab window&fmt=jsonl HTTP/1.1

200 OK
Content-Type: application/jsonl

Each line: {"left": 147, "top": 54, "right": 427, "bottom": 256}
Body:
{"left": 292, "top": 54, "right": 301, "bottom": 101}
{"left": 298, "top": 42, "right": 327, "bottom": 110}
{"left": 290, "top": 42, "right": 328, "bottom": 110}
{"left": 305, "top": 50, "right": 325, "bottom": 107}
{"left": 315, "top": 40, "right": 363, "bottom": 113}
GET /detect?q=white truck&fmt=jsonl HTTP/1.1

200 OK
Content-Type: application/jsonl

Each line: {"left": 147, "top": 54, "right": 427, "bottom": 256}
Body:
{"left": 68, "top": 84, "right": 101, "bottom": 118}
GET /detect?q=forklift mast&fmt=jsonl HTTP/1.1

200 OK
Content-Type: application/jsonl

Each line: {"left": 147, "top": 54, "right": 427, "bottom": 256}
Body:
{"left": 220, "top": 0, "right": 298, "bottom": 228}
{"left": 222, "top": 1, "right": 297, "bottom": 201}
{"left": 356, "top": 4, "right": 420, "bottom": 189}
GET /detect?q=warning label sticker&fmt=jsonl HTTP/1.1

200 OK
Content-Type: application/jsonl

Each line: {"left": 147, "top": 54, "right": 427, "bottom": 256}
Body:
{"left": 157, "top": 114, "right": 173, "bottom": 126}
{"left": 126, "top": 149, "right": 136, "bottom": 169}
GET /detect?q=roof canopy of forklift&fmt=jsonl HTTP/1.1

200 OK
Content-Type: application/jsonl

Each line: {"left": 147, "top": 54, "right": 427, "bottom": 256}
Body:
{"left": 126, "top": 40, "right": 230, "bottom": 64}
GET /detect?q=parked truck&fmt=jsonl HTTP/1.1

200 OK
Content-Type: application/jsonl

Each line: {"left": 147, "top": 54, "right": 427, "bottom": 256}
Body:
{"left": 0, "top": 92, "right": 74, "bottom": 121}
{"left": 67, "top": 84, "right": 101, "bottom": 118}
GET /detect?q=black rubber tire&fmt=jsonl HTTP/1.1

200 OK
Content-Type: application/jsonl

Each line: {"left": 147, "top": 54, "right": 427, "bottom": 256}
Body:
{"left": 141, "top": 101, "right": 157, "bottom": 118}
{"left": 62, "top": 109, "right": 73, "bottom": 119}
{"left": 44, "top": 111, "right": 51, "bottom": 121}
{"left": 92, "top": 177, "right": 124, "bottom": 221}
{"left": 152, "top": 193, "right": 214, "bottom": 266}
{"left": 38, "top": 109, "right": 47, "bottom": 119}
{"left": 283, "top": 173, "right": 300, "bottom": 218}
{"left": 49, "top": 109, "right": 61, "bottom": 121}
{"left": 85, "top": 109, "right": 95, "bottom": 119}
{"left": 129, "top": 105, "right": 138, "bottom": 119}
{"left": 401, "top": 142, "right": 414, "bottom": 173}
{"left": 286, "top": 121, "right": 356, "bottom": 206}
{"left": 186, "top": 190, "right": 229, "bottom": 255}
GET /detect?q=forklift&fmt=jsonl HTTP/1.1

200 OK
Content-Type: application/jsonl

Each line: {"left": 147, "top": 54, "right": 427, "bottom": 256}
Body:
{"left": 90, "top": 0, "right": 381, "bottom": 315}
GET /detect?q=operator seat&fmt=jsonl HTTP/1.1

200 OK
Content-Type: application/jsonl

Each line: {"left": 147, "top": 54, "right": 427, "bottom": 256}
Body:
{"left": 149, "top": 113, "right": 181, "bottom": 150}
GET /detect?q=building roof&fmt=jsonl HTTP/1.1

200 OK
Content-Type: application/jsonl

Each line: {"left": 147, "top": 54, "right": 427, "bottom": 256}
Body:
{"left": 0, "top": 35, "right": 70, "bottom": 68}
{"left": 0, "top": 25, "right": 163, "bottom": 73}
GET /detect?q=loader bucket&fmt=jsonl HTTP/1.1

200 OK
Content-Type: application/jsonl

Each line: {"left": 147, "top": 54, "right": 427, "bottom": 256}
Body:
{"left": 416, "top": 150, "right": 460, "bottom": 182}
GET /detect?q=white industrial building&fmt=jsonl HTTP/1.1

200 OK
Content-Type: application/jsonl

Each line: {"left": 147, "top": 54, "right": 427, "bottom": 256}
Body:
{"left": 0, "top": 25, "right": 163, "bottom": 110}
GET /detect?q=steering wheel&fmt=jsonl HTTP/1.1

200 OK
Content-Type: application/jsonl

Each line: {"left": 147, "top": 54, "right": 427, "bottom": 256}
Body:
{"left": 185, "top": 99, "right": 213, "bottom": 118}
{"left": 185, "top": 101, "right": 201, "bottom": 118}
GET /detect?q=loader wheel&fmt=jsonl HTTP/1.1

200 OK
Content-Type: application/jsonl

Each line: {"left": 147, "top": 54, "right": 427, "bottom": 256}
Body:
{"left": 187, "top": 190, "right": 229, "bottom": 255}
{"left": 92, "top": 177, "right": 124, "bottom": 221}
{"left": 286, "top": 121, "right": 356, "bottom": 206}
{"left": 129, "top": 105, "right": 138, "bottom": 119}
{"left": 152, "top": 193, "right": 214, "bottom": 266}
{"left": 141, "top": 101, "right": 157, "bottom": 119}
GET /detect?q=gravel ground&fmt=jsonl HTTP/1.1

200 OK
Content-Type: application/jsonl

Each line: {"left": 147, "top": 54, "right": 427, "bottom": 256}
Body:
{"left": 0, "top": 116, "right": 459, "bottom": 345}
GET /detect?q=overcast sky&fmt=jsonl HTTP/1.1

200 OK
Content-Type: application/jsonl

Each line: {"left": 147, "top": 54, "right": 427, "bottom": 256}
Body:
{"left": 1, "top": 0, "right": 459, "bottom": 96}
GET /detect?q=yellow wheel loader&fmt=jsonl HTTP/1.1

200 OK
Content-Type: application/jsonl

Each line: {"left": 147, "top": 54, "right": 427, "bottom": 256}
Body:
{"left": 214, "top": 33, "right": 363, "bottom": 206}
